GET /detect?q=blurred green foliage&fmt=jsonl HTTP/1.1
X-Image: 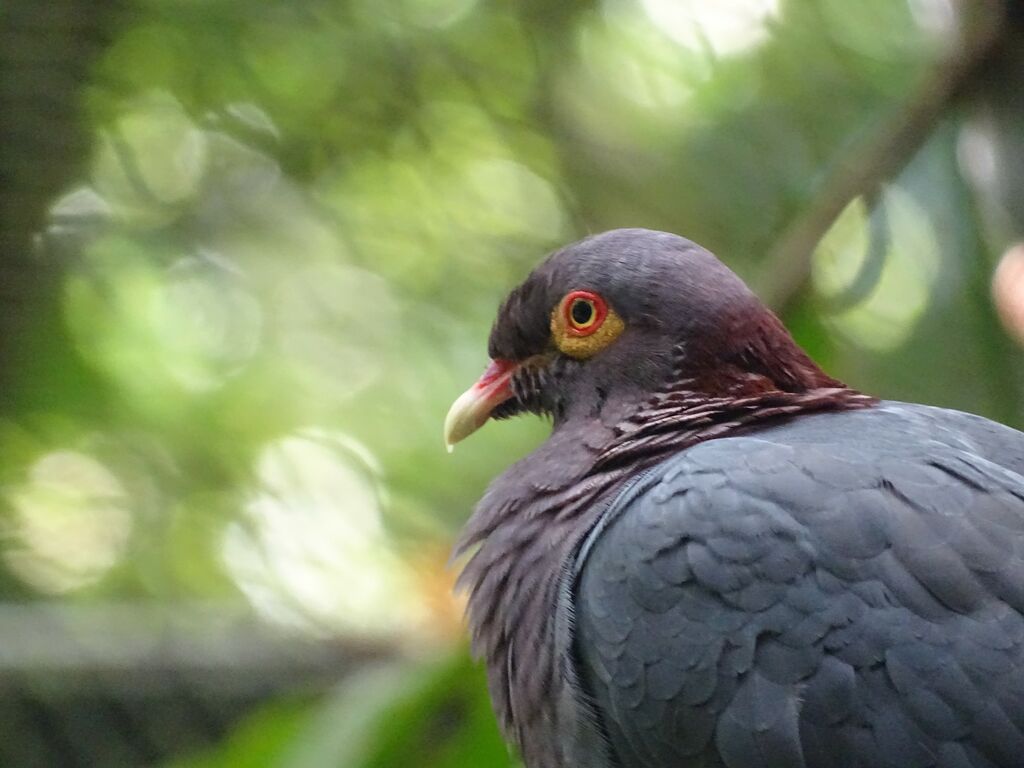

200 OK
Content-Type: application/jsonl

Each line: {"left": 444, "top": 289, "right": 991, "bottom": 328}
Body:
{"left": 1, "top": 0, "right": 1023, "bottom": 765}
{"left": 177, "top": 654, "right": 515, "bottom": 768}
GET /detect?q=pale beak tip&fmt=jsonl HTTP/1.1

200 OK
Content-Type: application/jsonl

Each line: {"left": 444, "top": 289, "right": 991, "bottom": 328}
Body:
{"left": 444, "top": 359, "right": 517, "bottom": 452}
{"left": 443, "top": 387, "right": 479, "bottom": 452}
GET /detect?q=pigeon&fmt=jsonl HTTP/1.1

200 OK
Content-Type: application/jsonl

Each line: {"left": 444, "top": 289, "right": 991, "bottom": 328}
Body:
{"left": 444, "top": 228, "right": 1024, "bottom": 768}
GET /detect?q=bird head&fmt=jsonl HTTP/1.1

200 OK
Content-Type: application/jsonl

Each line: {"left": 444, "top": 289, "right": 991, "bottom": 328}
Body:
{"left": 445, "top": 228, "right": 839, "bottom": 450}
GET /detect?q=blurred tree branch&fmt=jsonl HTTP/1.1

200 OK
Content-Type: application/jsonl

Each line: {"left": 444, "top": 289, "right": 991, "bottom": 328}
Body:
{"left": 759, "top": 0, "right": 1007, "bottom": 313}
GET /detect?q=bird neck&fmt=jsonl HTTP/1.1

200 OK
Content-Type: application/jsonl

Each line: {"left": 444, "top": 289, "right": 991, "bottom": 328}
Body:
{"left": 590, "top": 379, "right": 875, "bottom": 472}
{"left": 454, "top": 362, "right": 875, "bottom": 761}
{"left": 560, "top": 318, "right": 865, "bottom": 454}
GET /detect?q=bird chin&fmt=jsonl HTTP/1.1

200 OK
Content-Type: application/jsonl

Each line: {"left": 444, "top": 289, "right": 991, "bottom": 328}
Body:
{"left": 490, "top": 398, "right": 526, "bottom": 420}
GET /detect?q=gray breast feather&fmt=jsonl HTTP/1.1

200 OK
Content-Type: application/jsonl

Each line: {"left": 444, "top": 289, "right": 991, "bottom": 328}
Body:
{"left": 573, "top": 404, "right": 1024, "bottom": 768}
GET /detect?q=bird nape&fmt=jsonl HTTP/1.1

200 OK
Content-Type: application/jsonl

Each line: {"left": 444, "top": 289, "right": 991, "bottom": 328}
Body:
{"left": 444, "top": 228, "right": 1024, "bottom": 768}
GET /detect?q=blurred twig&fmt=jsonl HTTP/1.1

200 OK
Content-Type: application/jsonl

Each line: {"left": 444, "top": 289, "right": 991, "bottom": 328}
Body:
{"left": 759, "top": 0, "right": 1007, "bottom": 313}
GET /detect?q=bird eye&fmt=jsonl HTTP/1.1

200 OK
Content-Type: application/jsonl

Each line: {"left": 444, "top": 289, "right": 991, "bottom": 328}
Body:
{"left": 562, "top": 290, "right": 606, "bottom": 336}
{"left": 551, "top": 289, "right": 623, "bottom": 359}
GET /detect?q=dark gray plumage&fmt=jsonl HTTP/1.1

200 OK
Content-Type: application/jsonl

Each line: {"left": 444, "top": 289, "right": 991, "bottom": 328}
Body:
{"left": 576, "top": 402, "right": 1024, "bottom": 768}
{"left": 444, "top": 228, "right": 1024, "bottom": 768}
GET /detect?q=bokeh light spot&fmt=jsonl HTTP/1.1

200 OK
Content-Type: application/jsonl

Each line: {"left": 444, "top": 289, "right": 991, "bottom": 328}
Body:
{"left": 319, "top": 101, "right": 566, "bottom": 296}
{"left": 66, "top": 239, "right": 264, "bottom": 408}
{"left": 581, "top": 5, "right": 702, "bottom": 113}
{"left": 151, "top": 252, "right": 264, "bottom": 391}
{"left": 640, "top": 0, "right": 779, "bottom": 58}
{"left": 812, "top": 197, "right": 871, "bottom": 302}
{"left": 814, "top": 188, "right": 940, "bottom": 351}
{"left": 241, "top": 20, "right": 346, "bottom": 118}
{"left": 462, "top": 158, "right": 566, "bottom": 242}
{"left": 957, "top": 120, "right": 999, "bottom": 191}
{"left": 993, "top": 244, "right": 1024, "bottom": 347}
{"left": 820, "top": 0, "right": 930, "bottom": 60}
{"left": 93, "top": 92, "right": 207, "bottom": 225}
{"left": 908, "top": 0, "right": 956, "bottom": 41}
{"left": 4, "top": 451, "right": 133, "bottom": 594}
{"left": 222, "top": 430, "right": 426, "bottom": 637}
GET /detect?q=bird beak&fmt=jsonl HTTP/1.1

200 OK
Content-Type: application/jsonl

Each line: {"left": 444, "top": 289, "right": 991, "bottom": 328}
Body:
{"left": 444, "top": 359, "right": 517, "bottom": 452}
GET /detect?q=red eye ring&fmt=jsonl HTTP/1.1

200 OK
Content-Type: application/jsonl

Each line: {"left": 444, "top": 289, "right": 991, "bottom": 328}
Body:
{"left": 562, "top": 290, "right": 607, "bottom": 336}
